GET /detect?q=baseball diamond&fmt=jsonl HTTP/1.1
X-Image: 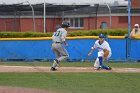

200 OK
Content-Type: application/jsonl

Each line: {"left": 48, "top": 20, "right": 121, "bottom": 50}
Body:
{"left": 0, "top": 0, "right": 140, "bottom": 93}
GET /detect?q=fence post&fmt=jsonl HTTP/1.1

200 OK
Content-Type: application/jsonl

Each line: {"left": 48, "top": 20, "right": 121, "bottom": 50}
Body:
{"left": 127, "top": 0, "right": 131, "bottom": 61}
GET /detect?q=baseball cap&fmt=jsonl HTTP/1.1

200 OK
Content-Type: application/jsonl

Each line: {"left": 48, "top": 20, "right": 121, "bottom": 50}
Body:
{"left": 134, "top": 24, "right": 139, "bottom": 27}
{"left": 99, "top": 34, "right": 105, "bottom": 38}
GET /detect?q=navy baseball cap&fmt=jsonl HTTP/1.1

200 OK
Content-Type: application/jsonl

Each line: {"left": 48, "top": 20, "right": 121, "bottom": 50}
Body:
{"left": 99, "top": 34, "right": 105, "bottom": 38}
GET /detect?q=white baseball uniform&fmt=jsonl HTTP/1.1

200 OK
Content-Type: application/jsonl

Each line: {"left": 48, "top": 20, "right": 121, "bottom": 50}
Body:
{"left": 93, "top": 40, "right": 112, "bottom": 68}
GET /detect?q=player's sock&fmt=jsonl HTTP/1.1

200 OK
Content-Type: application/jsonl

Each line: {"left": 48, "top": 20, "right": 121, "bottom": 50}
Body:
{"left": 52, "top": 59, "right": 58, "bottom": 68}
{"left": 52, "top": 62, "right": 57, "bottom": 68}
{"left": 98, "top": 57, "right": 103, "bottom": 66}
{"left": 98, "top": 57, "right": 109, "bottom": 70}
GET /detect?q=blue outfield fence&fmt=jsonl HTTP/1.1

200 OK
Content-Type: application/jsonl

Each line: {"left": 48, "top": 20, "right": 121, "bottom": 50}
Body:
{"left": 108, "top": 39, "right": 127, "bottom": 61}
{"left": 130, "top": 39, "right": 140, "bottom": 60}
{"left": 0, "top": 40, "right": 54, "bottom": 60}
{"left": 0, "top": 37, "right": 139, "bottom": 62}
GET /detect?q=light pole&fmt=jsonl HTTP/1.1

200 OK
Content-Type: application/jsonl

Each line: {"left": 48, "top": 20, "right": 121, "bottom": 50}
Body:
{"left": 44, "top": 2, "right": 46, "bottom": 33}
{"left": 105, "top": 3, "right": 112, "bottom": 28}
{"left": 128, "top": 0, "right": 131, "bottom": 36}
{"left": 94, "top": 4, "right": 99, "bottom": 29}
{"left": 26, "top": 1, "right": 36, "bottom": 32}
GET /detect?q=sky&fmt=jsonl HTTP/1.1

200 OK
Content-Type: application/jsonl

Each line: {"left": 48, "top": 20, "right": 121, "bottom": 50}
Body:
{"left": 0, "top": 0, "right": 127, "bottom": 5}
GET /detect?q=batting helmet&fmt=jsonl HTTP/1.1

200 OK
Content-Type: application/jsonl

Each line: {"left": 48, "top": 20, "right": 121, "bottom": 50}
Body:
{"left": 99, "top": 34, "right": 105, "bottom": 38}
{"left": 61, "top": 21, "right": 70, "bottom": 28}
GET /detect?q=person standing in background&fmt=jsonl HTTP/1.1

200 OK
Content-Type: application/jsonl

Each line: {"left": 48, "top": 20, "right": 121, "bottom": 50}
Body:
{"left": 130, "top": 24, "right": 140, "bottom": 38}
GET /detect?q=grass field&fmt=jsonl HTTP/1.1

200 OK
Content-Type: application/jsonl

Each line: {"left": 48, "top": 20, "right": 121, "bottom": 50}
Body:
{"left": 0, "top": 72, "right": 140, "bottom": 93}
{"left": 0, "top": 62, "right": 140, "bottom": 93}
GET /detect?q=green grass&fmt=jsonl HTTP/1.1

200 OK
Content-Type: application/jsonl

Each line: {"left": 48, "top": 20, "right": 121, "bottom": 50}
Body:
{"left": 0, "top": 61, "right": 140, "bottom": 68}
{"left": 0, "top": 73, "right": 139, "bottom": 93}
{"left": 0, "top": 62, "right": 140, "bottom": 93}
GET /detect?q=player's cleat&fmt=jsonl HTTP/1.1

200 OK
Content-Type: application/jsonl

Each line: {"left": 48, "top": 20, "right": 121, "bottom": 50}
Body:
{"left": 51, "top": 67, "right": 57, "bottom": 71}
{"left": 107, "top": 66, "right": 112, "bottom": 70}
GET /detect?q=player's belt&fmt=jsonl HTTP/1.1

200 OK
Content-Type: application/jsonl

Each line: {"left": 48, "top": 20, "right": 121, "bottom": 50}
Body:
{"left": 54, "top": 41, "right": 62, "bottom": 44}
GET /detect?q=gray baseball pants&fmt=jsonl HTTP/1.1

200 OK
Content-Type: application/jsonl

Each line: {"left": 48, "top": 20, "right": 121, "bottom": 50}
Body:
{"left": 52, "top": 43, "right": 69, "bottom": 62}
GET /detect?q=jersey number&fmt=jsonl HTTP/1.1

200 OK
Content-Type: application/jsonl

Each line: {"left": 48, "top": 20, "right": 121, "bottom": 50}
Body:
{"left": 54, "top": 31, "right": 61, "bottom": 36}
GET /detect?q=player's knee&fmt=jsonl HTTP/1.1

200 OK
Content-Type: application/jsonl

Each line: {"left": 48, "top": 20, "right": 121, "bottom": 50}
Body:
{"left": 94, "top": 62, "right": 100, "bottom": 68}
{"left": 63, "top": 54, "right": 69, "bottom": 59}
{"left": 65, "top": 55, "right": 69, "bottom": 59}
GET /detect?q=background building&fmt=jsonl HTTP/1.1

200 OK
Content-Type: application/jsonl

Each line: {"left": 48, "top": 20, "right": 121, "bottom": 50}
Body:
{"left": 0, "top": 0, "right": 139, "bottom": 32}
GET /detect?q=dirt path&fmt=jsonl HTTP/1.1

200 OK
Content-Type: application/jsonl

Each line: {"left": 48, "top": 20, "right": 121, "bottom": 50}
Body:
{"left": 0, "top": 65, "right": 140, "bottom": 73}
{"left": 0, "top": 86, "right": 56, "bottom": 93}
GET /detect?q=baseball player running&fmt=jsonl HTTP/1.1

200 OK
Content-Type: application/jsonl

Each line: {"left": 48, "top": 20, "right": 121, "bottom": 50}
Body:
{"left": 88, "top": 34, "right": 112, "bottom": 70}
{"left": 51, "top": 21, "right": 70, "bottom": 71}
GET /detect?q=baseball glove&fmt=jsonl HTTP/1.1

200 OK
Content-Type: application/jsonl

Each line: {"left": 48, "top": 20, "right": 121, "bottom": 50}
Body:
{"left": 103, "top": 49, "right": 109, "bottom": 58}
